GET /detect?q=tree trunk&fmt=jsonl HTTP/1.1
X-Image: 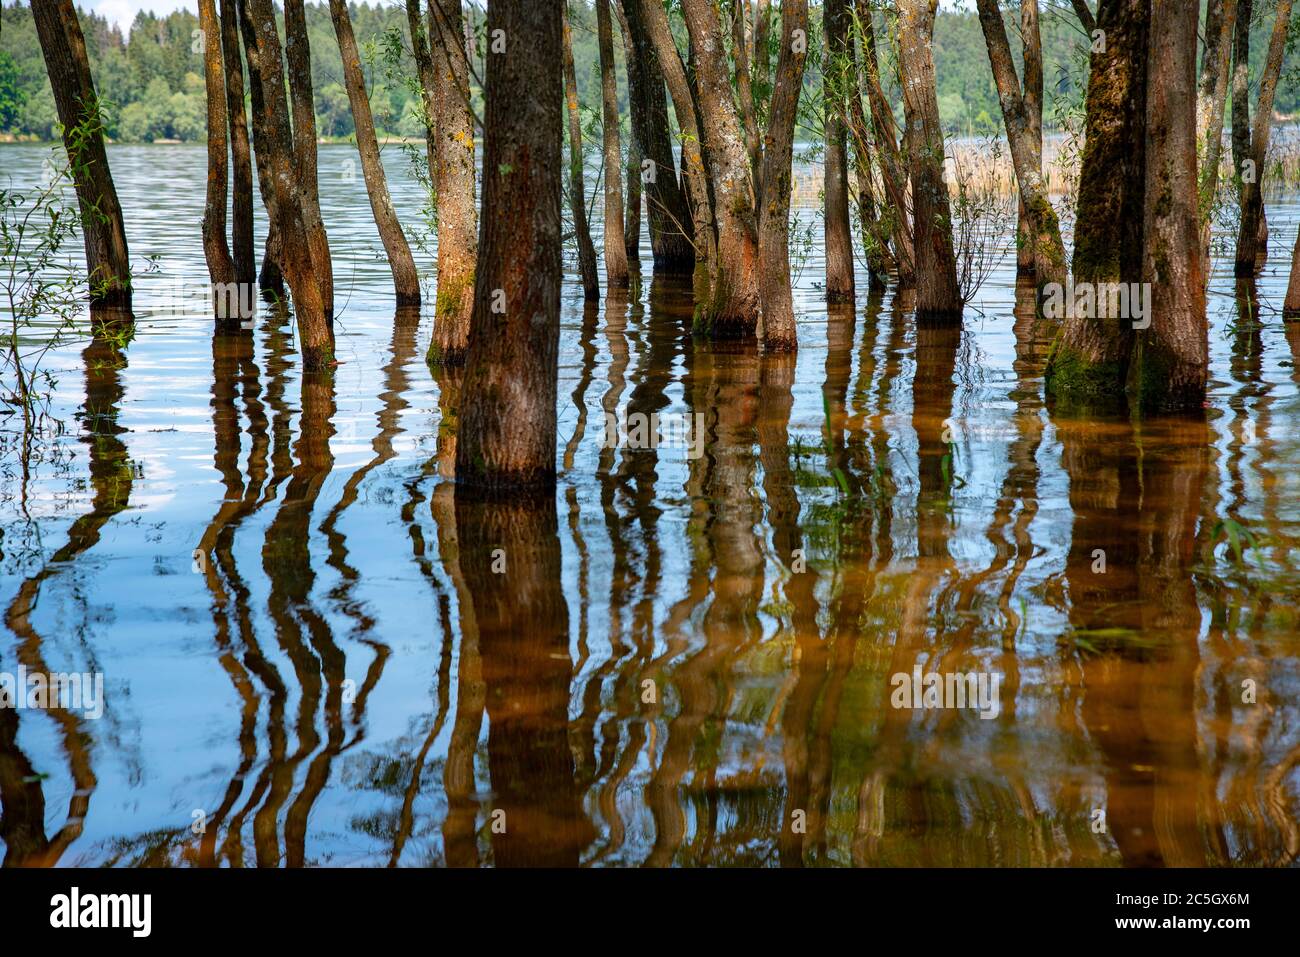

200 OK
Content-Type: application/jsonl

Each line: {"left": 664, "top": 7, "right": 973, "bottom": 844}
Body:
{"left": 596, "top": 0, "right": 630, "bottom": 287}
{"left": 822, "top": 0, "right": 855, "bottom": 303}
{"left": 30, "top": 0, "right": 131, "bottom": 309}
{"left": 846, "top": 3, "right": 893, "bottom": 290}
{"left": 731, "top": 0, "right": 762, "bottom": 191}
{"left": 283, "top": 0, "right": 333, "bottom": 320}
{"left": 405, "top": 0, "right": 438, "bottom": 184}
{"left": 428, "top": 0, "right": 479, "bottom": 364}
{"left": 758, "top": 0, "right": 809, "bottom": 351}
{"left": 1231, "top": 0, "right": 1269, "bottom": 267}
{"left": 1047, "top": 0, "right": 1146, "bottom": 404}
{"left": 1198, "top": 0, "right": 1237, "bottom": 224}
{"left": 198, "top": 0, "right": 237, "bottom": 325}
{"left": 680, "top": 0, "right": 761, "bottom": 337}
{"left": 563, "top": 5, "right": 600, "bottom": 302}
{"left": 620, "top": 0, "right": 695, "bottom": 273}
{"left": 858, "top": 0, "right": 914, "bottom": 285}
{"left": 633, "top": 0, "right": 718, "bottom": 299}
{"left": 219, "top": 0, "right": 255, "bottom": 289}
{"left": 1130, "top": 0, "right": 1206, "bottom": 412}
{"left": 897, "top": 0, "right": 961, "bottom": 323}
{"left": 612, "top": 0, "right": 643, "bottom": 268}
{"left": 243, "top": 0, "right": 335, "bottom": 368}
{"left": 1234, "top": 0, "right": 1293, "bottom": 277}
{"left": 236, "top": 0, "right": 283, "bottom": 296}
{"left": 975, "top": 0, "right": 1065, "bottom": 290}
{"left": 456, "top": 0, "right": 564, "bottom": 492}
{"left": 328, "top": 0, "right": 421, "bottom": 306}
{"left": 1016, "top": 0, "right": 1043, "bottom": 280}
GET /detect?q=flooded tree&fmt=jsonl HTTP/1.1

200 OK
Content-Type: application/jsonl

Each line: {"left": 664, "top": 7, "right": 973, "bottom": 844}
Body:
{"left": 235, "top": 0, "right": 284, "bottom": 295}
{"left": 30, "top": 0, "right": 131, "bottom": 309}
{"left": 456, "top": 0, "right": 564, "bottom": 491}
{"left": 1197, "top": 0, "right": 1237, "bottom": 216}
{"left": 1130, "top": 0, "right": 1205, "bottom": 412}
{"left": 404, "top": 0, "right": 438, "bottom": 184}
{"left": 327, "top": 0, "right": 421, "bottom": 305}
{"left": 1046, "top": 0, "right": 1146, "bottom": 404}
{"left": 596, "top": 0, "right": 630, "bottom": 288}
{"left": 428, "top": 0, "right": 479, "bottom": 364}
{"left": 897, "top": 0, "right": 961, "bottom": 322}
{"left": 1232, "top": 0, "right": 1293, "bottom": 277}
{"left": 758, "top": 0, "right": 809, "bottom": 351}
{"left": 198, "top": 0, "right": 237, "bottom": 325}
{"left": 218, "top": 0, "right": 255, "bottom": 289}
{"left": 283, "top": 0, "right": 333, "bottom": 320}
{"left": 974, "top": 0, "right": 1065, "bottom": 289}
{"left": 822, "top": 0, "right": 856, "bottom": 303}
{"left": 618, "top": 0, "right": 695, "bottom": 273}
{"left": 563, "top": 3, "right": 600, "bottom": 302}
{"left": 680, "top": 0, "right": 762, "bottom": 337}
{"left": 242, "top": 0, "right": 335, "bottom": 368}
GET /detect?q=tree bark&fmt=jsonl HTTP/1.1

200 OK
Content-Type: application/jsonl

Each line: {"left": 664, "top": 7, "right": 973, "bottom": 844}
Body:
{"left": 680, "top": 0, "right": 761, "bottom": 336}
{"left": 219, "top": 0, "right": 255, "bottom": 289}
{"left": 1130, "top": 0, "right": 1206, "bottom": 412}
{"left": 1047, "top": 0, "right": 1146, "bottom": 405}
{"left": 897, "top": 0, "right": 961, "bottom": 323}
{"left": 563, "top": 5, "right": 600, "bottom": 302}
{"left": 633, "top": 0, "right": 718, "bottom": 300}
{"left": 822, "top": 0, "right": 855, "bottom": 303}
{"left": 30, "top": 0, "right": 131, "bottom": 309}
{"left": 456, "top": 0, "right": 564, "bottom": 492}
{"left": 428, "top": 0, "right": 479, "bottom": 364}
{"left": 243, "top": 0, "right": 335, "bottom": 368}
{"left": 1016, "top": 0, "right": 1043, "bottom": 279}
{"left": 1234, "top": 0, "right": 1292, "bottom": 277}
{"left": 198, "top": 0, "right": 237, "bottom": 325}
{"left": 858, "top": 0, "right": 913, "bottom": 285}
{"left": 619, "top": 0, "right": 695, "bottom": 272}
{"left": 975, "top": 0, "right": 1065, "bottom": 290}
{"left": 328, "top": 0, "right": 421, "bottom": 306}
{"left": 283, "top": 0, "right": 333, "bottom": 320}
{"left": 597, "top": 0, "right": 630, "bottom": 287}
{"left": 758, "top": 0, "right": 809, "bottom": 351}
{"left": 612, "top": 0, "right": 643, "bottom": 268}
{"left": 1198, "top": 0, "right": 1237, "bottom": 222}
{"left": 236, "top": 0, "right": 283, "bottom": 296}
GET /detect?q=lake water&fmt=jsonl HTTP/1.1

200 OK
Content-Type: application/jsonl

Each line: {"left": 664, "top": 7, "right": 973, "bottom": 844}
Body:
{"left": 1, "top": 143, "right": 1299, "bottom": 866}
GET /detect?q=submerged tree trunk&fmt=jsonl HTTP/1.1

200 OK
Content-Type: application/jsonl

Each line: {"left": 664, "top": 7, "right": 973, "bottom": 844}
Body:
{"left": 858, "top": 0, "right": 913, "bottom": 286}
{"left": 758, "top": 0, "right": 809, "bottom": 351}
{"left": 1016, "top": 0, "right": 1043, "bottom": 279}
{"left": 1130, "top": 0, "right": 1206, "bottom": 412}
{"left": 634, "top": 0, "right": 718, "bottom": 301}
{"left": 30, "top": 0, "right": 131, "bottom": 309}
{"left": 219, "top": 0, "right": 255, "bottom": 289}
{"left": 822, "top": 0, "right": 855, "bottom": 303}
{"left": 1234, "top": 0, "right": 1293, "bottom": 277}
{"left": 596, "top": 0, "right": 630, "bottom": 288}
{"left": 428, "top": 0, "right": 479, "bottom": 364}
{"left": 897, "top": 0, "right": 961, "bottom": 322}
{"left": 283, "top": 0, "right": 333, "bottom": 320}
{"left": 236, "top": 0, "right": 283, "bottom": 296}
{"left": 1198, "top": 0, "right": 1237, "bottom": 240}
{"left": 198, "top": 0, "right": 237, "bottom": 324}
{"left": 612, "top": 0, "right": 643, "bottom": 268}
{"left": 456, "top": 0, "right": 564, "bottom": 492}
{"left": 680, "top": 0, "right": 761, "bottom": 336}
{"left": 328, "top": 0, "right": 421, "bottom": 306}
{"left": 620, "top": 0, "right": 695, "bottom": 273}
{"left": 563, "top": 5, "right": 600, "bottom": 302}
{"left": 243, "top": 0, "right": 335, "bottom": 368}
{"left": 975, "top": 0, "right": 1065, "bottom": 290}
{"left": 1047, "top": 0, "right": 1146, "bottom": 404}
{"left": 1230, "top": 0, "right": 1268, "bottom": 267}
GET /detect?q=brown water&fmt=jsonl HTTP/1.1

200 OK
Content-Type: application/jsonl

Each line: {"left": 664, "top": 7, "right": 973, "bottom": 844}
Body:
{"left": 2, "top": 144, "right": 1300, "bottom": 867}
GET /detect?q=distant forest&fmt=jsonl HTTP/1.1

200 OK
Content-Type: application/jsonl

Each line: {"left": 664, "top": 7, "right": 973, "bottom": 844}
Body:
{"left": 3, "top": 0, "right": 1291, "bottom": 145}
